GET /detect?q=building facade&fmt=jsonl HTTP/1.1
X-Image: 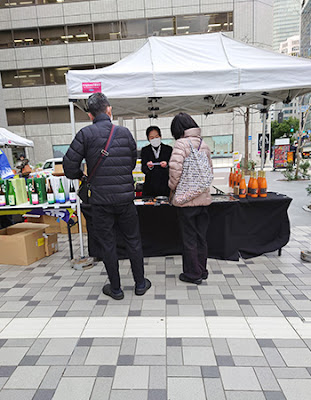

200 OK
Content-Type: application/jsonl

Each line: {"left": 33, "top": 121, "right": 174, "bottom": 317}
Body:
{"left": 301, "top": 0, "right": 311, "bottom": 58}
{"left": 0, "top": 0, "right": 273, "bottom": 164}
{"left": 273, "top": 0, "right": 300, "bottom": 52}
{"left": 279, "top": 35, "right": 300, "bottom": 56}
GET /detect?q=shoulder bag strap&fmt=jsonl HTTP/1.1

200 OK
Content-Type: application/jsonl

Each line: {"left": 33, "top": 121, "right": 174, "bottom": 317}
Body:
{"left": 87, "top": 124, "right": 116, "bottom": 184}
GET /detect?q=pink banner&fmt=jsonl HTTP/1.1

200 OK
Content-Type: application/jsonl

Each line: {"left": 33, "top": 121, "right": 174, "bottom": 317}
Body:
{"left": 82, "top": 82, "right": 102, "bottom": 93}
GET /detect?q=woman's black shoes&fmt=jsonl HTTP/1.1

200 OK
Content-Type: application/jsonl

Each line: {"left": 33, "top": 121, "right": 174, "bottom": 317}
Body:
{"left": 179, "top": 273, "right": 202, "bottom": 285}
{"left": 102, "top": 284, "right": 124, "bottom": 300}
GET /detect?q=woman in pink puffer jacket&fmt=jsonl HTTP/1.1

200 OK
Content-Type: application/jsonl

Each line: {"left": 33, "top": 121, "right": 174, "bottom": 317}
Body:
{"left": 169, "top": 113, "right": 213, "bottom": 285}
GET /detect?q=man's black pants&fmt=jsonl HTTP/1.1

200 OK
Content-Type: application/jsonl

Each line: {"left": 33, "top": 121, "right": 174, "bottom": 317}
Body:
{"left": 176, "top": 206, "right": 210, "bottom": 280}
{"left": 92, "top": 202, "right": 145, "bottom": 290}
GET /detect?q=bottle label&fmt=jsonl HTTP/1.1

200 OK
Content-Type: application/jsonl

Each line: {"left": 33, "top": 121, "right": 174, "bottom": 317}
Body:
{"left": 59, "top": 192, "right": 66, "bottom": 203}
{"left": 47, "top": 193, "right": 55, "bottom": 204}
{"left": 260, "top": 188, "right": 267, "bottom": 194}
{"left": 239, "top": 188, "right": 246, "bottom": 195}
{"left": 0, "top": 195, "right": 6, "bottom": 206}
{"left": 32, "top": 193, "right": 39, "bottom": 205}
{"left": 8, "top": 195, "right": 15, "bottom": 206}
{"left": 69, "top": 192, "right": 76, "bottom": 202}
{"left": 249, "top": 188, "right": 258, "bottom": 195}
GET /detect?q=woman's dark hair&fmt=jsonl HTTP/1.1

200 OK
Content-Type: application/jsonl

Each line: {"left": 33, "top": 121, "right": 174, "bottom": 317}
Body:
{"left": 146, "top": 126, "right": 161, "bottom": 140}
{"left": 170, "top": 112, "right": 199, "bottom": 140}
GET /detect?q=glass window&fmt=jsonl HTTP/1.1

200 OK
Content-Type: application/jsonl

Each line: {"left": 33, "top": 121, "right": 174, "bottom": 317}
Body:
{"left": 94, "top": 22, "right": 121, "bottom": 41}
{"left": 24, "top": 108, "right": 48, "bottom": 124}
{"left": 13, "top": 0, "right": 35, "bottom": 5}
{"left": 0, "top": 30, "right": 13, "bottom": 49}
{"left": 1, "top": 70, "right": 19, "bottom": 88}
{"left": 205, "top": 13, "right": 230, "bottom": 33}
{"left": 18, "top": 69, "right": 44, "bottom": 87}
{"left": 204, "top": 135, "right": 233, "bottom": 158}
{"left": 48, "top": 106, "right": 70, "bottom": 123}
{"left": 45, "top": 67, "right": 68, "bottom": 85}
{"left": 74, "top": 107, "right": 89, "bottom": 122}
{"left": 67, "top": 24, "right": 93, "bottom": 43}
{"left": 147, "top": 17, "right": 174, "bottom": 36}
{"left": 7, "top": 109, "right": 24, "bottom": 126}
{"left": 40, "top": 26, "right": 65, "bottom": 45}
{"left": 176, "top": 15, "right": 208, "bottom": 35}
{"left": 120, "top": 19, "right": 147, "bottom": 39}
{"left": 13, "top": 28, "right": 39, "bottom": 46}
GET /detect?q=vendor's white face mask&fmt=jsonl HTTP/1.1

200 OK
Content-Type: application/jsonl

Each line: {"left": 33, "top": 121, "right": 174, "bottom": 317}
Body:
{"left": 150, "top": 137, "right": 161, "bottom": 147}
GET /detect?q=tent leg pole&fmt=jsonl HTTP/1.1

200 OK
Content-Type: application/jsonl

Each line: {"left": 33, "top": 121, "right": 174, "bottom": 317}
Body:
{"left": 69, "top": 101, "right": 84, "bottom": 259}
{"left": 260, "top": 105, "right": 268, "bottom": 170}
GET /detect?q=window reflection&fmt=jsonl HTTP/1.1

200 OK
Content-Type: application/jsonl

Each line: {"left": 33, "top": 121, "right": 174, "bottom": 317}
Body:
{"left": 121, "top": 19, "right": 147, "bottom": 39}
{"left": 147, "top": 17, "right": 174, "bottom": 36}
{"left": 204, "top": 135, "right": 233, "bottom": 158}
{"left": 94, "top": 22, "right": 121, "bottom": 41}
{"left": 13, "top": 28, "right": 39, "bottom": 46}
{"left": 45, "top": 67, "right": 68, "bottom": 85}
{"left": 0, "top": 30, "right": 13, "bottom": 49}
{"left": 19, "top": 69, "right": 44, "bottom": 86}
{"left": 67, "top": 25, "right": 93, "bottom": 43}
{"left": 40, "top": 26, "right": 66, "bottom": 45}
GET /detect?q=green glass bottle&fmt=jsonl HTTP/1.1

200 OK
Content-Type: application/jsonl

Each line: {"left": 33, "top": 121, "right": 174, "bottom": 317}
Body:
{"left": 58, "top": 179, "right": 66, "bottom": 203}
{"left": 8, "top": 181, "right": 16, "bottom": 206}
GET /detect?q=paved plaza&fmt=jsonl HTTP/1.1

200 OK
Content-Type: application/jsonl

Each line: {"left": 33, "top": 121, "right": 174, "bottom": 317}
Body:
{"left": 0, "top": 172, "right": 310, "bottom": 400}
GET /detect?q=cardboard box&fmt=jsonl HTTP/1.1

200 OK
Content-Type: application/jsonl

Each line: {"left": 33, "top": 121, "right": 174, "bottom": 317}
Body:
{"left": 26, "top": 215, "right": 61, "bottom": 234}
{"left": 0, "top": 223, "right": 49, "bottom": 266}
{"left": 44, "top": 233, "right": 58, "bottom": 256}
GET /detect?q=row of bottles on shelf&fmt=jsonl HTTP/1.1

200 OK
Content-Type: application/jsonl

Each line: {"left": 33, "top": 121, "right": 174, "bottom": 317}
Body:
{"left": 229, "top": 168, "right": 267, "bottom": 199}
{"left": 0, "top": 177, "right": 76, "bottom": 207}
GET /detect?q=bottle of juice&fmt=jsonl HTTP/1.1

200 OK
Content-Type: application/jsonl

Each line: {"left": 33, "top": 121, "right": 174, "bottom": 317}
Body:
{"left": 58, "top": 179, "right": 66, "bottom": 204}
{"left": 251, "top": 171, "right": 258, "bottom": 198}
{"left": 8, "top": 181, "right": 16, "bottom": 206}
{"left": 229, "top": 168, "right": 233, "bottom": 188}
{"left": 239, "top": 171, "right": 246, "bottom": 198}
{"left": 247, "top": 171, "right": 253, "bottom": 197}
{"left": 259, "top": 171, "right": 267, "bottom": 198}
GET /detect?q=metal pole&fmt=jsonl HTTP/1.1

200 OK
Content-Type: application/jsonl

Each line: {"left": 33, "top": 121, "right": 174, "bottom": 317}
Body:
{"left": 260, "top": 111, "right": 266, "bottom": 170}
{"left": 133, "top": 117, "right": 137, "bottom": 142}
{"left": 69, "top": 101, "right": 84, "bottom": 258}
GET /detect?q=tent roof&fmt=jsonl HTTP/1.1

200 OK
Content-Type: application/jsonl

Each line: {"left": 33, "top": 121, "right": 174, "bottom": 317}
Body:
{"left": 0, "top": 128, "right": 34, "bottom": 147}
{"left": 66, "top": 33, "right": 311, "bottom": 118}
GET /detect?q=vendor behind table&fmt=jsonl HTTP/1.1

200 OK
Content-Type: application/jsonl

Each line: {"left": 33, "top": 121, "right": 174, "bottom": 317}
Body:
{"left": 141, "top": 126, "right": 172, "bottom": 198}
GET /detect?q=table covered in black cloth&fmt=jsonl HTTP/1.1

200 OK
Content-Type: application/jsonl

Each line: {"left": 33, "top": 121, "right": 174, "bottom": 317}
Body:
{"left": 82, "top": 192, "right": 292, "bottom": 261}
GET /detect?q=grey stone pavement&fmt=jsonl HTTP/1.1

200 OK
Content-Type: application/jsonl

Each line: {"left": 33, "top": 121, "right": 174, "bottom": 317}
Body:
{"left": 0, "top": 170, "right": 310, "bottom": 400}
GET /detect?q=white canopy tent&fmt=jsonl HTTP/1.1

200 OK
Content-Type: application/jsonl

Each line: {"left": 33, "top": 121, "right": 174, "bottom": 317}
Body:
{"left": 0, "top": 127, "right": 34, "bottom": 148}
{"left": 67, "top": 32, "right": 311, "bottom": 118}
{"left": 66, "top": 32, "right": 311, "bottom": 258}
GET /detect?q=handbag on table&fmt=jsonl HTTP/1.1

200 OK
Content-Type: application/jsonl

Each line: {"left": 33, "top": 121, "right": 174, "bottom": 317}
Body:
{"left": 174, "top": 139, "right": 213, "bottom": 205}
{"left": 77, "top": 125, "right": 116, "bottom": 203}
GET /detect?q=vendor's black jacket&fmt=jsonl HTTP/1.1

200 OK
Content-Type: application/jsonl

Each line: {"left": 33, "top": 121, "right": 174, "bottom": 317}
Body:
{"left": 141, "top": 143, "right": 172, "bottom": 197}
{"left": 63, "top": 113, "right": 136, "bottom": 205}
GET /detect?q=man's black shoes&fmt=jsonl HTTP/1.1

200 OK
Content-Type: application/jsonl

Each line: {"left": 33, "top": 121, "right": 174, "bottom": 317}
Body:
{"left": 102, "top": 284, "right": 124, "bottom": 300}
{"left": 179, "top": 273, "right": 202, "bottom": 285}
{"left": 135, "top": 278, "right": 152, "bottom": 296}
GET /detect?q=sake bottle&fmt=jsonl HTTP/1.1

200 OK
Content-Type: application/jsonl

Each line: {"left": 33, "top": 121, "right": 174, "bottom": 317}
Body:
{"left": 259, "top": 171, "right": 267, "bottom": 198}
{"left": 239, "top": 171, "right": 246, "bottom": 198}
{"left": 31, "top": 178, "right": 39, "bottom": 205}
{"left": 8, "top": 181, "right": 16, "bottom": 206}
{"left": 69, "top": 180, "right": 76, "bottom": 203}
{"left": 0, "top": 184, "right": 6, "bottom": 206}
{"left": 47, "top": 179, "right": 55, "bottom": 204}
{"left": 58, "top": 179, "right": 66, "bottom": 204}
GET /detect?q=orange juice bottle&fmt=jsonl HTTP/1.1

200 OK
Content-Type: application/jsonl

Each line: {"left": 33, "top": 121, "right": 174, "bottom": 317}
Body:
{"left": 247, "top": 171, "right": 253, "bottom": 196}
{"left": 229, "top": 168, "right": 233, "bottom": 188}
{"left": 259, "top": 171, "right": 267, "bottom": 198}
{"left": 234, "top": 169, "right": 239, "bottom": 187}
{"left": 239, "top": 171, "right": 246, "bottom": 198}
{"left": 251, "top": 171, "right": 258, "bottom": 198}
{"left": 257, "top": 170, "right": 261, "bottom": 192}
{"left": 237, "top": 169, "right": 242, "bottom": 184}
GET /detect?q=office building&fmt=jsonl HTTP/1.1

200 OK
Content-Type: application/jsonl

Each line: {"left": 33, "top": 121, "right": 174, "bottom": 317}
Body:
{"left": 301, "top": 0, "right": 311, "bottom": 58}
{"left": 0, "top": 0, "right": 273, "bottom": 164}
{"left": 273, "top": 0, "right": 300, "bottom": 52}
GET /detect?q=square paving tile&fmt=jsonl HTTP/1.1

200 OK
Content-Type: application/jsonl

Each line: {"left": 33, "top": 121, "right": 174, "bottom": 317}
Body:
{"left": 220, "top": 366, "right": 261, "bottom": 391}
{"left": 4, "top": 366, "right": 48, "bottom": 389}
{"left": 112, "top": 366, "right": 149, "bottom": 389}
{"left": 168, "top": 377, "right": 206, "bottom": 400}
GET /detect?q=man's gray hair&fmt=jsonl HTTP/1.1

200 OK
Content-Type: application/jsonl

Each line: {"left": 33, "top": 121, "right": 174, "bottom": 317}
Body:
{"left": 87, "top": 93, "right": 110, "bottom": 117}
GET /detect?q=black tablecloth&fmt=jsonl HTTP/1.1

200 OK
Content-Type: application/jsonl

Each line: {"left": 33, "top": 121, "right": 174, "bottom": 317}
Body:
{"left": 82, "top": 192, "right": 292, "bottom": 261}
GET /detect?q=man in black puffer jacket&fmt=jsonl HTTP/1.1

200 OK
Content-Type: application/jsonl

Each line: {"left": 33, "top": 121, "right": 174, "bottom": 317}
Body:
{"left": 63, "top": 93, "right": 151, "bottom": 300}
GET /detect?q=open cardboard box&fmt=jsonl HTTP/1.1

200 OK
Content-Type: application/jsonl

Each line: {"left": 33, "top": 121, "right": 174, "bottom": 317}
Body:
{"left": 0, "top": 223, "right": 49, "bottom": 266}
